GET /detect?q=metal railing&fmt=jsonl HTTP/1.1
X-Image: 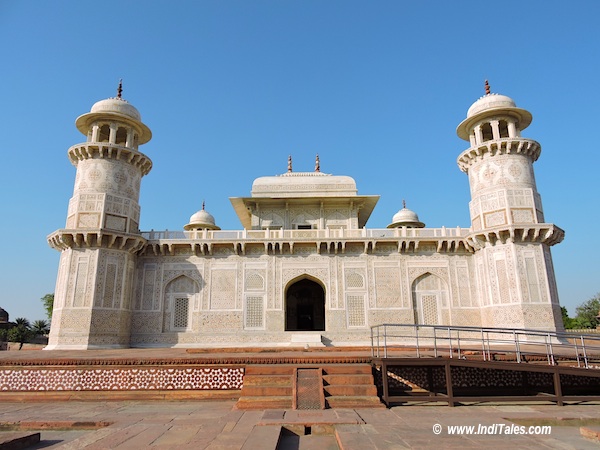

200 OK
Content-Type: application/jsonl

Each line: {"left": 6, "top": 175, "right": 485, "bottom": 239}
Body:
{"left": 371, "top": 323, "right": 600, "bottom": 369}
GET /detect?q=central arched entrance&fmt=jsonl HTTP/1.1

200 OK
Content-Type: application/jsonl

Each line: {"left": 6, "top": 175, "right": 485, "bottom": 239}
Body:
{"left": 285, "top": 278, "right": 325, "bottom": 331}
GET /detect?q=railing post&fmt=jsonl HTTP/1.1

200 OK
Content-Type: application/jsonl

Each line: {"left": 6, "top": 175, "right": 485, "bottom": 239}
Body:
{"left": 384, "top": 325, "right": 388, "bottom": 359}
{"left": 544, "top": 333, "right": 552, "bottom": 365}
{"left": 514, "top": 330, "right": 521, "bottom": 363}
{"left": 574, "top": 337, "right": 581, "bottom": 368}
{"left": 448, "top": 327, "right": 453, "bottom": 359}
{"left": 416, "top": 325, "right": 420, "bottom": 358}
{"left": 546, "top": 333, "right": 555, "bottom": 366}
{"left": 456, "top": 329, "right": 461, "bottom": 359}
{"left": 581, "top": 335, "right": 589, "bottom": 369}
{"left": 548, "top": 335, "right": 555, "bottom": 366}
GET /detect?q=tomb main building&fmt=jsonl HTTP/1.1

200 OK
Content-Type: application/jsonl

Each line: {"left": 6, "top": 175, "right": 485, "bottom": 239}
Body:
{"left": 46, "top": 83, "right": 565, "bottom": 349}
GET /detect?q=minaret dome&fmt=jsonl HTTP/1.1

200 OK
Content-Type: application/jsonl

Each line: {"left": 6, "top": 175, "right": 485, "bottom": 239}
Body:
{"left": 457, "top": 84, "right": 532, "bottom": 146}
{"left": 74, "top": 83, "right": 152, "bottom": 149}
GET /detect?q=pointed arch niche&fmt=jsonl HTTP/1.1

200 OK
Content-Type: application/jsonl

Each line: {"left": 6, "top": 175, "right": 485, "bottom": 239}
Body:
{"left": 163, "top": 275, "right": 200, "bottom": 332}
{"left": 285, "top": 276, "right": 326, "bottom": 331}
{"left": 412, "top": 273, "right": 448, "bottom": 325}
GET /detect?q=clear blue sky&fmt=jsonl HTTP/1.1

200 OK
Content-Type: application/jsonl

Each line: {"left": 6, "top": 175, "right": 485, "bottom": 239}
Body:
{"left": 1, "top": 1, "right": 598, "bottom": 322}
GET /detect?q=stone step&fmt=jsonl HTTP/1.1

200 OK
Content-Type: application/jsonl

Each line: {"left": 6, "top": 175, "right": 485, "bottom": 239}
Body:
{"left": 240, "top": 385, "right": 293, "bottom": 397}
{"left": 245, "top": 365, "right": 296, "bottom": 375}
{"left": 321, "top": 364, "right": 373, "bottom": 375}
{"left": 323, "top": 374, "right": 373, "bottom": 385}
{"left": 236, "top": 395, "right": 294, "bottom": 410}
{"left": 240, "top": 425, "right": 282, "bottom": 450}
{"left": 324, "top": 384, "right": 378, "bottom": 397}
{"left": 325, "top": 395, "right": 384, "bottom": 409}
{"left": 243, "top": 374, "right": 293, "bottom": 387}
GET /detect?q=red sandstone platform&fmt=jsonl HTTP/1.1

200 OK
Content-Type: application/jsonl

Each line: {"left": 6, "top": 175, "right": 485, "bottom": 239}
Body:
{"left": 2, "top": 400, "right": 600, "bottom": 449}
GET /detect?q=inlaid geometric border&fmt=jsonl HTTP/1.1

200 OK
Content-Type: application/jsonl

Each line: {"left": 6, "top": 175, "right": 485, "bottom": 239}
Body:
{"left": 0, "top": 367, "right": 244, "bottom": 392}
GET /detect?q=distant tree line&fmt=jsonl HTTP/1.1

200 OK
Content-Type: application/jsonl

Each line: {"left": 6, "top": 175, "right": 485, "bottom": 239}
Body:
{"left": 0, "top": 294, "right": 53, "bottom": 350}
{"left": 0, "top": 317, "right": 50, "bottom": 350}
{"left": 562, "top": 293, "right": 600, "bottom": 330}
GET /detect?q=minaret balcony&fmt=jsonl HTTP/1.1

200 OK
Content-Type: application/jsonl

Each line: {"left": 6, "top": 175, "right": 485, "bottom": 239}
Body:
{"left": 457, "top": 137, "right": 540, "bottom": 172}
{"left": 67, "top": 142, "right": 152, "bottom": 175}
{"left": 466, "top": 223, "right": 564, "bottom": 250}
{"left": 47, "top": 228, "right": 147, "bottom": 253}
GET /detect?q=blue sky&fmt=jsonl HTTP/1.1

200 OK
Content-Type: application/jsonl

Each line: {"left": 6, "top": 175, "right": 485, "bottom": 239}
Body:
{"left": 0, "top": 1, "right": 598, "bottom": 322}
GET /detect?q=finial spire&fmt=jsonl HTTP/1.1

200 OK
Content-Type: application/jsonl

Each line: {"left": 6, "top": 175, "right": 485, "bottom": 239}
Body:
{"left": 315, "top": 154, "right": 320, "bottom": 172}
{"left": 287, "top": 155, "right": 292, "bottom": 173}
{"left": 403, "top": 199, "right": 406, "bottom": 209}
{"left": 484, "top": 79, "right": 491, "bottom": 95}
{"left": 117, "top": 79, "right": 123, "bottom": 99}
{"left": 202, "top": 200, "right": 205, "bottom": 211}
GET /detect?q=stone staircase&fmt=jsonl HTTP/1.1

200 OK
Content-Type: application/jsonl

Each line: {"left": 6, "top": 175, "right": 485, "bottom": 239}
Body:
{"left": 236, "top": 365, "right": 295, "bottom": 410}
{"left": 236, "top": 363, "right": 383, "bottom": 409}
{"left": 323, "top": 364, "right": 384, "bottom": 409}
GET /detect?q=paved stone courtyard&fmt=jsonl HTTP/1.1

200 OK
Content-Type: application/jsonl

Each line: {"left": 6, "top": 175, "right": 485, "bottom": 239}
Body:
{"left": 1, "top": 400, "right": 600, "bottom": 449}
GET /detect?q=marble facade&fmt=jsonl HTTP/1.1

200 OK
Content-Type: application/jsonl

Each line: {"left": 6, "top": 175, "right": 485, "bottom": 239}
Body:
{"left": 46, "top": 83, "right": 564, "bottom": 349}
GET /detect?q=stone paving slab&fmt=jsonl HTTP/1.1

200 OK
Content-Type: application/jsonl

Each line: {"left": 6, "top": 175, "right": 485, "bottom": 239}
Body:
{"left": 1, "top": 400, "right": 600, "bottom": 449}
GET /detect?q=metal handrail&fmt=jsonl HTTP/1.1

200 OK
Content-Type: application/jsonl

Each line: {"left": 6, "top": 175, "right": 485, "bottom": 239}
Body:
{"left": 370, "top": 323, "right": 600, "bottom": 368}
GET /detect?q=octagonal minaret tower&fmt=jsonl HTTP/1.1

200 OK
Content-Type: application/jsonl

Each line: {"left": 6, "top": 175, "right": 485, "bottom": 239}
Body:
{"left": 46, "top": 82, "right": 152, "bottom": 349}
{"left": 457, "top": 82, "right": 564, "bottom": 331}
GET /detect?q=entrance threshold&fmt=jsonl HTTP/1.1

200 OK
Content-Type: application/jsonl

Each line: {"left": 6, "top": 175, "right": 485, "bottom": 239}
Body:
{"left": 289, "top": 333, "right": 325, "bottom": 347}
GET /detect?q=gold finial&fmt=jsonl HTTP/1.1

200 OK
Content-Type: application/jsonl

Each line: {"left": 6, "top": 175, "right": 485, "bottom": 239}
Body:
{"left": 315, "top": 154, "right": 320, "bottom": 172}
{"left": 117, "top": 79, "right": 123, "bottom": 99}
{"left": 288, "top": 155, "right": 292, "bottom": 173}
{"left": 202, "top": 200, "right": 205, "bottom": 211}
{"left": 403, "top": 199, "right": 406, "bottom": 209}
{"left": 485, "top": 79, "right": 491, "bottom": 95}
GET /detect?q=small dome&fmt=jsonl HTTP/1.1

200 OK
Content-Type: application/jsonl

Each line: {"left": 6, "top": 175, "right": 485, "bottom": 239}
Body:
{"left": 387, "top": 204, "right": 425, "bottom": 228}
{"left": 467, "top": 93, "right": 516, "bottom": 118}
{"left": 184, "top": 205, "right": 220, "bottom": 231}
{"left": 90, "top": 97, "right": 141, "bottom": 121}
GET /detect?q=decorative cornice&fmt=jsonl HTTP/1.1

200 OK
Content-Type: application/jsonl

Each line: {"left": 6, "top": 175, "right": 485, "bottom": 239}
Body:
{"left": 47, "top": 229, "right": 147, "bottom": 253}
{"left": 68, "top": 143, "right": 152, "bottom": 176}
{"left": 457, "top": 138, "right": 540, "bottom": 172}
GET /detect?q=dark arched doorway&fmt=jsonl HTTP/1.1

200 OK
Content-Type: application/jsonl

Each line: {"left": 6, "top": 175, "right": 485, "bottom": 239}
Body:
{"left": 285, "top": 278, "right": 325, "bottom": 331}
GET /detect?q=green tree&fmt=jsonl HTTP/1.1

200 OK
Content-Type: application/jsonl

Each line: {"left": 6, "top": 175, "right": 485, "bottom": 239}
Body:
{"left": 7, "top": 318, "right": 33, "bottom": 350}
{"left": 41, "top": 294, "right": 54, "bottom": 321}
{"left": 31, "top": 319, "right": 50, "bottom": 336}
{"left": 573, "top": 293, "right": 600, "bottom": 329}
{"left": 561, "top": 306, "right": 577, "bottom": 329}
{"left": 15, "top": 317, "right": 31, "bottom": 329}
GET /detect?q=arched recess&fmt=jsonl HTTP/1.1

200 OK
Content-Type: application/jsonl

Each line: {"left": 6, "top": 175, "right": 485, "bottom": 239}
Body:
{"left": 163, "top": 275, "right": 200, "bottom": 332}
{"left": 285, "top": 275, "right": 326, "bottom": 331}
{"left": 412, "top": 273, "right": 448, "bottom": 325}
{"left": 115, "top": 126, "right": 128, "bottom": 145}
{"left": 481, "top": 122, "right": 493, "bottom": 142}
